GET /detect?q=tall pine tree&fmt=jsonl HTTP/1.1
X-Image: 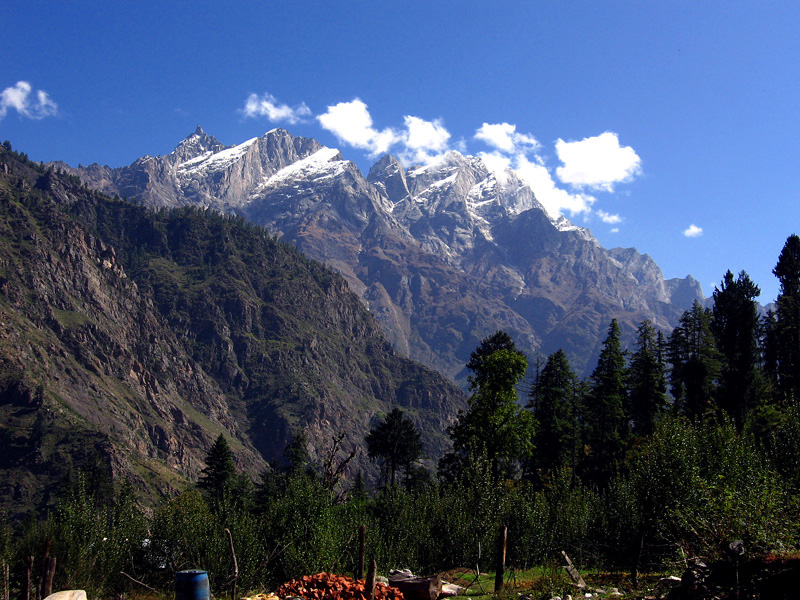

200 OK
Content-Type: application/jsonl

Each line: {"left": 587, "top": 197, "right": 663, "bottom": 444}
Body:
{"left": 366, "top": 408, "right": 423, "bottom": 487}
{"left": 446, "top": 332, "right": 534, "bottom": 483}
{"left": 582, "top": 319, "right": 627, "bottom": 487}
{"left": 627, "top": 321, "right": 667, "bottom": 436}
{"left": 529, "top": 349, "right": 578, "bottom": 474}
{"left": 198, "top": 434, "right": 237, "bottom": 503}
{"left": 712, "top": 270, "right": 762, "bottom": 429}
{"left": 667, "top": 301, "right": 722, "bottom": 421}
{"left": 773, "top": 234, "right": 800, "bottom": 404}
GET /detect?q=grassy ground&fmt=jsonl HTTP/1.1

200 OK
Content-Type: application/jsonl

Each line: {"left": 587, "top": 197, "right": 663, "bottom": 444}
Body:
{"left": 438, "top": 566, "right": 672, "bottom": 599}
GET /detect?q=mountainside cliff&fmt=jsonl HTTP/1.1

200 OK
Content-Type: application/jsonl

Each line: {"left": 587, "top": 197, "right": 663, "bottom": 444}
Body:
{"left": 60, "top": 128, "right": 703, "bottom": 379}
{"left": 0, "top": 145, "right": 466, "bottom": 519}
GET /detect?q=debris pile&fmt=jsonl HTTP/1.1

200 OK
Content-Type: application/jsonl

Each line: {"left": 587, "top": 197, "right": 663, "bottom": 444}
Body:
{"left": 665, "top": 554, "right": 800, "bottom": 599}
{"left": 276, "top": 573, "right": 405, "bottom": 600}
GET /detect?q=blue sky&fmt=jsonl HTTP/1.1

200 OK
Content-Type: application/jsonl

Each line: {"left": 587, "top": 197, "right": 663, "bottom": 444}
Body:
{"left": 3, "top": 1, "right": 799, "bottom": 302}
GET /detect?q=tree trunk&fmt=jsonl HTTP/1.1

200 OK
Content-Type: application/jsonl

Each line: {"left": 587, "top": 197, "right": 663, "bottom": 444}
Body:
{"left": 42, "top": 558, "right": 55, "bottom": 600}
{"left": 25, "top": 556, "right": 33, "bottom": 600}
{"left": 37, "top": 540, "right": 50, "bottom": 600}
{"left": 495, "top": 525, "right": 507, "bottom": 592}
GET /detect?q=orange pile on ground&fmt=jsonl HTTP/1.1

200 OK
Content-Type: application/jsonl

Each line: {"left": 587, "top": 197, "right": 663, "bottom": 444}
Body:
{"left": 276, "top": 573, "right": 404, "bottom": 600}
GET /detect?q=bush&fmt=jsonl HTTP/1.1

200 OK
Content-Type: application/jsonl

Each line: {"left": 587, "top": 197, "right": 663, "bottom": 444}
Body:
{"left": 690, "top": 424, "right": 797, "bottom": 556}
{"left": 262, "top": 474, "right": 352, "bottom": 581}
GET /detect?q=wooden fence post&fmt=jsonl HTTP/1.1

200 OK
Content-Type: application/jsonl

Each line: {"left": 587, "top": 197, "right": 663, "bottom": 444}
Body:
{"left": 357, "top": 525, "right": 366, "bottom": 581}
{"left": 3, "top": 561, "right": 9, "bottom": 600}
{"left": 365, "top": 559, "right": 377, "bottom": 600}
{"left": 225, "top": 528, "right": 239, "bottom": 600}
{"left": 495, "top": 525, "right": 507, "bottom": 593}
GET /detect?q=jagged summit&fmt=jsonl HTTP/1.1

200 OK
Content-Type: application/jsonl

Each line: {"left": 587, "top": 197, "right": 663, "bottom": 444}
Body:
{"left": 170, "top": 126, "right": 228, "bottom": 164}
{"left": 367, "top": 154, "right": 409, "bottom": 202}
{"left": 61, "top": 127, "right": 704, "bottom": 379}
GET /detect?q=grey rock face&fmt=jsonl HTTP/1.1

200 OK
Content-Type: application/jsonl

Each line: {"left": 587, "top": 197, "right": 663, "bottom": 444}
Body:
{"left": 63, "top": 128, "right": 704, "bottom": 379}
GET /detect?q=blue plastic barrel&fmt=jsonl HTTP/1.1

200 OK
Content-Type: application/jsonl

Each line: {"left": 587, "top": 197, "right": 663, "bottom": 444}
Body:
{"left": 175, "top": 570, "right": 210, "bottom": 600}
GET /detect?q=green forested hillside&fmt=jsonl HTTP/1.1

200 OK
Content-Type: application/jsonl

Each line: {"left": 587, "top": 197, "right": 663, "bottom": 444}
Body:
{"left": 0, "top": 143, "right": 465, "bottom": 519}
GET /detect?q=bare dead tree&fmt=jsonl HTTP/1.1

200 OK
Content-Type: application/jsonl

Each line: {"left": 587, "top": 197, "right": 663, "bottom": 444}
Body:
{"left": 322, "top": 433, "right": 359, "bottom": 502}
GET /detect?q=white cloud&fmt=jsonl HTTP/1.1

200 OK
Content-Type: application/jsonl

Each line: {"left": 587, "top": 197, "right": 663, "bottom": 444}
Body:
{"left": 683, "top": 224, "right": 703, "bottom": 238}
{"left": 477, "top": 151, "right": 595, "bottom": 218}
{"left": 477, "top": 151, "right": 513, "bottom": 183}
{"left": 473, "top": 122, "right": 597, "bottom": 218}
{"left": 514, "top": 155, "right": 595, "bottom": 218}
{"left": 596, "top": 210, "right": 622, "bottom": 224}
{"left": 255, "top": 95, "right": 635, "bottom": 222}
{"left": 401, "top": 116, "right": 451, "bottom": 163}
{"left": 315, "top": 101, "right": 454, "bottom": 164}
{"left": 555, "top": 132, "right": 641, "bottom": 191}
{"left": 610, "top": 228, "right": 620, "bottom": 234}
{"left": 404, "top": 116, "right": 450, "bottom": 152}
{"left": 242, "top": 92, "right": 311, "bottom": 124}
{"left": 317, "top": 98, "right": 400, "bottom": 157}
{"left": 475, "top": 122, "right": 539, "bottom": 154}
{"left": 0, "top": 81, "right": 58, "bottom": 120}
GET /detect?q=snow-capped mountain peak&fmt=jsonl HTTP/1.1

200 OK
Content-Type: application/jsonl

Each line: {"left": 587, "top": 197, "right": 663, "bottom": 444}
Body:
{"left": 177, "top": 136, "right": 259, "bottom": 175}
{"left": 62, "top": 127, "right": 704, "bottom": 381}
{"left": 255, "top": 146, "right": 346, "bottom": 192}
{"left": 171, "top": 126, "right": 228, "bottom": 164}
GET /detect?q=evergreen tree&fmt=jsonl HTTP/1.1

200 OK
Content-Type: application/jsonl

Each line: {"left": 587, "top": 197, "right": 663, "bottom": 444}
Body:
{"left": 284, "top": 431, "right": 312, "bottom": 476}
{"left": 773, "top": 234, "right": 800, "bottom": 403}
{"left": 583, "top": 319, "right": 627, "bottom": 487}
{"left": 628, "top": 321, "right": 667, "bottom": 436}
{"left": 465, "top": 330, "right": 519, "bottom": 391}
{"left": 529, "top": 349, "right": 578, "bottom": 473}
{"left": 349, "top": 470, "right": 368, "bottom": 502}
{"left": 667, "top": 301, "right": 722, "bottom": 421}
{"left": 229, "top": 472, "right": 255, "bottom": 512}
{"left": 762, "top": 308, "right": 780, "bottom": 392}
{"left": 712, "top": 270, "right": 762, "bottom": 429}
{"left": 255, "top": 433, "right": 317, "bottom": 513}
{"left": 366, "top": 408, "right": 423, "bottom": 487}
{"left": 447, "top": 332, "right": 535, "bottom": 483}
{"left": 197, "top": 434, "right": 237, "bottom": 503}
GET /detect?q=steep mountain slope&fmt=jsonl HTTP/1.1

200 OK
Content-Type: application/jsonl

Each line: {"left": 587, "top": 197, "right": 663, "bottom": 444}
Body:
{"left": 61, "top": 128, "right": 703, "bottom": 378}
{"left": 0, "top": 146, "right": 465, "bottom": 519}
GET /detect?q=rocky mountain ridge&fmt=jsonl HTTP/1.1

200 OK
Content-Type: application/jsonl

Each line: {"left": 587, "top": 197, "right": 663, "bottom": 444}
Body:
{"left": 59, "top": 128, "right": 703, "bottom": 378}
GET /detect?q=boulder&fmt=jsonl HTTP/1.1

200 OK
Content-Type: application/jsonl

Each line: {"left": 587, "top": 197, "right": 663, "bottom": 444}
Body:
{"left": 44, "top": 591, "right": 87, "bottom": 600}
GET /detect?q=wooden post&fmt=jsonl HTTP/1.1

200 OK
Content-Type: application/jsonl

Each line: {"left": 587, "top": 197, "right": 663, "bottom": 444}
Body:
{"left": 561, "top": 551, "right": 586, "bottom": 589}
{"left": 3, "top": 561, "right": 9, "bottom": 600}
{"left": 631, "top": 530, "right": 644, "bottom": 589}
{"left": 357, "top": 525, "right": 366, "bottom": 581}
{"left": 495, "top": 525, "right": 507, "bottom": 593}
{"left": 365, "top": 559, "right": 377, "bottom": 600}
{"left": 225, "top": 528, "right": 239, "bottom": 600}
{"left": 26, "top": 556, "right": 33, "bottom": 600}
